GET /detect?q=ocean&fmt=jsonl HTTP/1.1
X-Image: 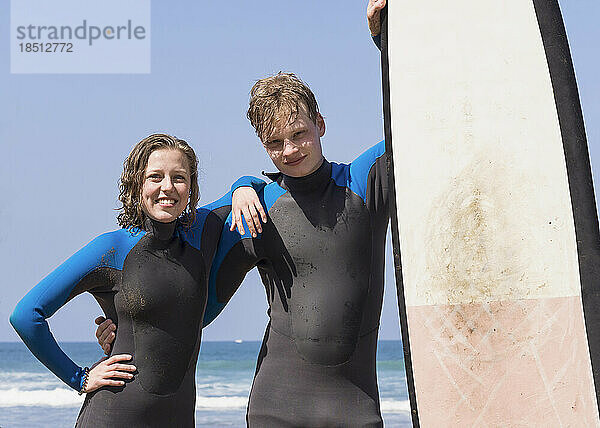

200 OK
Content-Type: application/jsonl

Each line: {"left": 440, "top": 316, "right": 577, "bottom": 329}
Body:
{"left": 0, "top": 341, "right": 411, "bottom": 427}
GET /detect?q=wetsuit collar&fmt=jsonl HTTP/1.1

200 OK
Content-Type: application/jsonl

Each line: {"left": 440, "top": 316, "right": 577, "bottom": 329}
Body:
{"left": 267, "top": 159, "right": 331, "bottom": 193}
{"left": 144, "top": 217, "right": 177, "bottom": 241}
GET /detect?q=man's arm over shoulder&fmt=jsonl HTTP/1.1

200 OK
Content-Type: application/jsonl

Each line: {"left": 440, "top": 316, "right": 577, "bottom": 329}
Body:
{"left": 203, "top": 211, "right": 261, "bottom": 327}
{"left": 184, "top": 176, "right": 267, "bottom": 264}
{"left": 230, "top": 176, "right": 268, "bottom": 238}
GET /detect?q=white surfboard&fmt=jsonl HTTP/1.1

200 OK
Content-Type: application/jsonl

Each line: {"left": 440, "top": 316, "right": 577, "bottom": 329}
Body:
{"left": 381, "top": 1, "right": 600, "bottom": 425}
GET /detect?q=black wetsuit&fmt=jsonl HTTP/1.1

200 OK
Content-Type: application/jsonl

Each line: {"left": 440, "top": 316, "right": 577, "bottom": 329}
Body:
{"left": 10, "top": 198, "right": 230, "bottom": 427}
{"left": 206, "top": 141, "right": 390, "bottom": 427}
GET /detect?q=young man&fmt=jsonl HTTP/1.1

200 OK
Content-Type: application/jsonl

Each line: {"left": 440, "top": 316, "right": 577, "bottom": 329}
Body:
{"left": 213, "top": 71, "right": 390, "bottom": 427}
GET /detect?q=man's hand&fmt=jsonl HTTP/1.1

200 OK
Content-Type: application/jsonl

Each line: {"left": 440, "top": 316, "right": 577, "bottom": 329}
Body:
{"left": 230, "top": 187, "right": 267, "bottom": 238}
{"left": 95, "top": 316, "right": 116, "bottom": 355}
{"left": 367, "top": 0, "right": 387, "bottom": 37}
{"left": 84, "top": 354, "right": 136, "bottom": 393}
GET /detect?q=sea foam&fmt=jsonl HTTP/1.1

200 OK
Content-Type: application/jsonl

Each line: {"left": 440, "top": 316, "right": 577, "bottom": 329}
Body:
{"left": 195, "top": 396, "right": 248, "bottom": 410}
{"left": 0, "top": 387, "right": 84, "bottom": 407}
{"left": 0, "top": 386, "right": 410, "bottom": 414}
{"left": 0, "top": 387, "right": 249, "bottom": 411}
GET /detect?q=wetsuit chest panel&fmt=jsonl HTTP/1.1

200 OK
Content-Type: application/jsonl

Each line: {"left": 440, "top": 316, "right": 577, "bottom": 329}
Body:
{"left": 263, "top": 185, "right": 373, "bottom": 365}
{"left": 121, "top": 234, "right": 206, "bottom": 394}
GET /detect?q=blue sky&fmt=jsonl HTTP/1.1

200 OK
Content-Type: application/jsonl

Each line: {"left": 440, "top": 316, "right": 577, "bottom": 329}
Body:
{"left": 1, "top": 1, "right": 598, "bottom": 342}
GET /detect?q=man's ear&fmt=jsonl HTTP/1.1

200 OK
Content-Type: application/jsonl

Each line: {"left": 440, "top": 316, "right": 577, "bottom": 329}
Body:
{"left": 316, "top": 113, "right": 326, "bottom": 137}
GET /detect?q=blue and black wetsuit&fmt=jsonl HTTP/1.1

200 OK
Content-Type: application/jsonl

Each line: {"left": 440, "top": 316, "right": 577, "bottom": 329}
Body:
{"left": 10, "top": 198, "right": 231, "bottom": 427}
{"left": 207, "top": 141, "right": 390, "bottom": 427}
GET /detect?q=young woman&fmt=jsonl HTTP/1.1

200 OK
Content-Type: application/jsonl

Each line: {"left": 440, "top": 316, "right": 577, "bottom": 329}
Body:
{"left": 10, "top": 133, "right": 263, "bottom": 427}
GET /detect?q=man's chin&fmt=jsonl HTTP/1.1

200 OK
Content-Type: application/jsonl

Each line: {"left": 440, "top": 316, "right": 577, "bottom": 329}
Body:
{"left": 282, "top": 159, "right": 323, "bottom": 178}
{"left": 284, "top": 168, "right": 309, "bottom": 178}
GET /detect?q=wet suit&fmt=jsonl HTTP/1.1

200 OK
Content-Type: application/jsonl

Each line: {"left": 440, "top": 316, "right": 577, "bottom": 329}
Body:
{"left": 10, "top": 197, "right": 231, "bottom": 428}
{"left": 206, "top": 141, "right": 390, "bottom": 427}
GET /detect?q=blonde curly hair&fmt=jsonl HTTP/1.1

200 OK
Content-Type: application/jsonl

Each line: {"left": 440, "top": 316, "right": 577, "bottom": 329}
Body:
{"left": 117, "top": 133, "right": 199, "bottom": 230}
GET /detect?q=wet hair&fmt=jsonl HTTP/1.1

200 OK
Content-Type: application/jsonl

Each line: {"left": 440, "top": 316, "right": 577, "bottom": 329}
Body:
{"left": 117, "top": 133, "right": 199, "bottom": 230}
{"left": 247, "top": 72, "right": 320, "bottom": 142}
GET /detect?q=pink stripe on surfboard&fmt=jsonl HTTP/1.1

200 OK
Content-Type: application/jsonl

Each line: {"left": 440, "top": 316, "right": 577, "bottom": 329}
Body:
{"left": 407, "top": 296, "right": 599, "bottom": 426}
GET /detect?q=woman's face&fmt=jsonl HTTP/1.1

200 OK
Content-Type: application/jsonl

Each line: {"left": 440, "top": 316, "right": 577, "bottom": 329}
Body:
{"left": 141, "top": 148, "right": 191, "bottom": 223}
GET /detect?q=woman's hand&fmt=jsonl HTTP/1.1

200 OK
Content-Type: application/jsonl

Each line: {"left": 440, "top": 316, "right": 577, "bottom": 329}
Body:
{"left": 367, "top": 0, "right": 387, "bottom": 36}
{"left": 230, "top": 187, "right": 267, "bottom": 238}
{"left": 84, "top": 354, "right": 136, "bottom": 393}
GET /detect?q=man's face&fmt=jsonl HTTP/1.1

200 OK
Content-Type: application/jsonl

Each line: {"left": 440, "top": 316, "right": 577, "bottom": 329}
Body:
{"left": 262, "top": 107, "right": 325, "bottom": 177}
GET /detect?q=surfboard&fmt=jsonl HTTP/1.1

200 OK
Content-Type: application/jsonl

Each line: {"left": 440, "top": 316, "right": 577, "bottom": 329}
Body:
{"left": 380, "top": 1, "right": 600, "bottom": 426}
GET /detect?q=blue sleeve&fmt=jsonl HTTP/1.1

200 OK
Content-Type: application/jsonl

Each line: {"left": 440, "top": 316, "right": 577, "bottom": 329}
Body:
{"left": 182, "top": 179, "right": 268, "bottom": 327}
{"left": 203, "top": 182, "right": 287, "bottom": 327}
{"left": 331, "top": 141, "right": 388, "bottom": 215}
{"left": 181, "top": 191, "right": 235, "bottom": 275}
{"left": 9, "top": 230, "right": 138, "bottom": 391}
{"left": 230, "top": 176, "right": 267, "bottom": 194}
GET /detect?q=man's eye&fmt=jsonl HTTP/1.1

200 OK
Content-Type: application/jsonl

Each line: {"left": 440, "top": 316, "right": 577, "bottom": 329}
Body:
{"left": 267, "top": 140, "right": 282, "bottom": 147}
{"left": 293, "top": 131, "right": 305, "bottom": 138}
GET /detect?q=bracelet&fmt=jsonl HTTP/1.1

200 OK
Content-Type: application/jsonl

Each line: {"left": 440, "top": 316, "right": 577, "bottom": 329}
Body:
{"left": 78, "top": 367, "right": 90, "bottom": 395}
